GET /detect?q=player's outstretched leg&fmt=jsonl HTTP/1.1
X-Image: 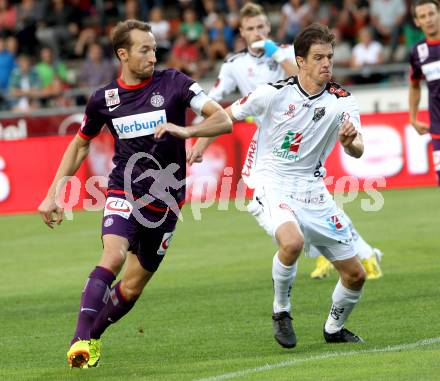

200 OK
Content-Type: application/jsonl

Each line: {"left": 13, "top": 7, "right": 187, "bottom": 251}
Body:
{"left": 67, "top": 266, "right": 115, "bottom": 368}
{"left": 272, "top": 222, "right": 303, "bottom": 349}
{"left": 310, "top": 255, "right": 333, "bottom": 279}
{"left": 323, "top": 257, "right": 366, "bottom": 343}
{"left": 272, "top": 252, "right": 298, "bottom": 348}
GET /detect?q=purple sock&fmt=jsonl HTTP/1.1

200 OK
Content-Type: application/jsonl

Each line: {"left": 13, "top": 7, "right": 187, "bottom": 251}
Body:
{"left": 71, "top": 266, "right": 115, "bottom": 345}
{"left": 90, "top": 281, "right": 136, "bottom": 339}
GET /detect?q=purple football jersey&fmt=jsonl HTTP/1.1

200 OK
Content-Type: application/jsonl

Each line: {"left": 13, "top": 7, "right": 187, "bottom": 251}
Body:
{"left": 409, "top": 39, "right": 440, "bottom": 135}
{"left": 79, "top": 68, "right": 202, "bottom": 210}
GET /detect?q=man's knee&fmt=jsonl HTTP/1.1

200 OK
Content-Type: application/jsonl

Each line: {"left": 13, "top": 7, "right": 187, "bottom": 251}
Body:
{"left": 100, "top": 235, "right": 129, "bottom": 274}
{"left": 343, "top": 266, "right": 366, "bottom": 288}
{"left": 279, "top": 238, "right": 304, "bottom": 257}
{"left": 119, "top": 279, "right": 145, "bottom": 302}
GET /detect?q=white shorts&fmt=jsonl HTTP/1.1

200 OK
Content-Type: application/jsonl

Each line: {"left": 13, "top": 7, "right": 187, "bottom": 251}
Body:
{"left": 247, "top": 185, "right": 355, "bottom": 262}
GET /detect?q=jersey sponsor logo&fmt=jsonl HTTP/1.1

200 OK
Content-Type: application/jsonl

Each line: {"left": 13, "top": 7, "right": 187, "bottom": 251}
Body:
{"left": 150, "top": 93, "right": 165, "bottom": 107}
{"left": 303, "top": 102, "right": 312, "bottom": 108}
{"left": 328, "top": 85, "right": 349, "bottom": 98}
{"left": 105, "top": 88, "right": 120, "bottom": 107}
{"left": 417, "top": 43, "right": 429, "bottom": 62}
{"left": 242, "top": 138, "right": 257, "bottom": 177}
{"left": 284, "top": 104, "right": 296, "bottom": 117}
{"left": 157, "top": 232, "right": 174, "bottom": 255}
{"left": 421, "top": 60, "right": 440, "bottom": 82}
{"left": 112, "top": 110, "right": 167, "bottom": 139}
{"left": 327, "top": 215, "right": 343, "bottom": 231}
{"left": 313, "top": 107, "right": 326, "bottom": 122}
{"left": 272, "top": 131, "right": 302, "bottom": 161}
{"left": 108, "top": 104, "right": 121, "bottom": 112}
{"left": 104, "top": 197, "right": 133, "bottom": 219}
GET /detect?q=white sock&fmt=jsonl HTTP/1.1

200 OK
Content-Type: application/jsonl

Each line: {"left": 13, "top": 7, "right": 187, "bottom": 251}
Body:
{"left": 324, "top": 279, "right": 362, "bottom": 334}
{"left": 272, "top": 252, "right": 297, "bottom": 313}
{"left": 351, "top": 224, "right": 373, "bottom": 260}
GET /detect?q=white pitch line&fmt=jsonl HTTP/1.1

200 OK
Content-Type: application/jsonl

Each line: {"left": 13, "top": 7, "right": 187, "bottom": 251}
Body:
{"left": 194, "top": 337, "right": 440, "bottom": 381}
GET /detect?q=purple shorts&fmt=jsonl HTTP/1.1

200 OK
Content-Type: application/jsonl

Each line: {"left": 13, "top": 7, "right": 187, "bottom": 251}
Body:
{"left": 101, "top": 195, "right": 179, "bottom": 272}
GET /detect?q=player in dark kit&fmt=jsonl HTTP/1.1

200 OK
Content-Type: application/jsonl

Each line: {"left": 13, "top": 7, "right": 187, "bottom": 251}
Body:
{"left": 38, "top": 19, "right": 232, "bottom": 368}
{"left": 409, "top": 0, "right": 440, "bottom": 184}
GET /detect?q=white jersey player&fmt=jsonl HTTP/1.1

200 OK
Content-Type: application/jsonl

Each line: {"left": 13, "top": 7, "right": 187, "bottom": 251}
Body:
{"left": 225, "top": 23, "right": 367, "bottom": 348}
{"left": 190, "top": 3, "right": 383, "bottom": 281}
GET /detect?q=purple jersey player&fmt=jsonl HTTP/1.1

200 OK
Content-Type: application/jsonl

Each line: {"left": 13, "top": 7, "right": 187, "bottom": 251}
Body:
{"left": 38, "top": 19, "right": 232, "bottom": 368}
{"left": 409, "top": 0, "right": 440, "bottom": 184}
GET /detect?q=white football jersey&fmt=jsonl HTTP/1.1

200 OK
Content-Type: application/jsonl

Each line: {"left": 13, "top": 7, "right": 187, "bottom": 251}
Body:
{"left": 208, "top": 45, "right": 295, "bottom": 102}
{"left": 231, "top": 76, "right": 361, "bottom": 189}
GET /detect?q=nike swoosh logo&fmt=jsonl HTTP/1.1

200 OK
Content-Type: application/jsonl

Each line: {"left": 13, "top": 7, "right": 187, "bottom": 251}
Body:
{"left": 81, "top": 307, "right": 98, "bottom": 313}
{"left": 108, "top": 104, "right": 121, "bottom": 112}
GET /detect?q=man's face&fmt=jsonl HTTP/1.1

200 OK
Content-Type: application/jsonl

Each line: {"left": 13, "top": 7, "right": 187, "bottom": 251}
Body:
{"left": 119, "top": 29, "right": 157, "bottom": 80}
{"left": 240, "top": 15, "right": 270, "bottom": 47}
{"left": 298, "top": 43, "right": 333, "bottom": 85}
{"left": 414, "top": 3, "right": 440, "bottom": 37}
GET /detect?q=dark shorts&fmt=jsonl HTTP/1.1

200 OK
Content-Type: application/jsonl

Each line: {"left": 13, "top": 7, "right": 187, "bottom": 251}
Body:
{"left": 101, "top": 195, "right": 178, "bottom": 272}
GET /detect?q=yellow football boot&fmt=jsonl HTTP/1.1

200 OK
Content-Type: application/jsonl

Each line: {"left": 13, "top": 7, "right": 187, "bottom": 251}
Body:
{"left": 67, "top": 340, "right": 90, "bottom": 368}
{"left": 310, "top": 256, "right": 333, "bottom": 279}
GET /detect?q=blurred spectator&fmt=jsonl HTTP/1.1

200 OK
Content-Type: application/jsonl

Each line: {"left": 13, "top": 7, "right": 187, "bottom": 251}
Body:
{"left": 168, "top": 35, "right": 209, "bottom": 80}
{"left": 278, "top": 0, "right": 308, "bottom": 43}
{"left": 35, "top": 46, "right": 68, "bottom": 107}
{"left": 303, "top": 0, "right": 330, "bottom": 26}
{"left": 370, "top": 0, "right": 406, "bottom": 61}
{"left": 180, "top": 8, "right": 204, "bottom": 42}
{"left": 8, "top": 54, "right": 42, "bottom": 112}
{"left": 149, "top": 7, "right": 171, "bottom": 63}
{"left": 15, "top": 0, "right": 44, "bottom": 56}
{"left": 0, "top": 0, "right": 16, "bottom": 34}
{"left": 74, "top": 27, "right": 98, "bottom": 58}
{"left": 124, "top": 0, "right": 139, "bottom": 19}
{"left": 336, "top": 0, "right": 369, "bottom": 44}
{"left": 351, "top": 26, "right": 384, "bottom": 84}
{"left": 35, "top": 46, "right": 68, "bottom": 88}
{"left": 36, "top": 0, "right": 82, "bottom": 58}
{"left": 0, "top": 35, "right": 16, "bottom": 109}
{"left": 206, "top": 16, "right": 234, "bottom": 67}
{"left": 77, "top": 42, "right": 116, "bottom": 89}
{"left": 332, "top": 27, "right": 352, "bottom": 67}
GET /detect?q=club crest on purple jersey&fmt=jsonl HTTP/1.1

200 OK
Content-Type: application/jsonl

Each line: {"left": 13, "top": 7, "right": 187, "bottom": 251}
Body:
{"left": 150, "top": 93, "right": 165, "bottom": 107}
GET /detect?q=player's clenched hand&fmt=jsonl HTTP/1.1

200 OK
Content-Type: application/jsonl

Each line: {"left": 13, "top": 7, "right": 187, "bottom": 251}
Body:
{"left": 412, "top": 120, "right": 430, "bottom": 135}
{"left": 186, "top": 146, "right": 204, "bottom": 165}
{"left": 154, "top": 123, "right": 190, "bottom": 140}
{"left": 338, "top": 120, "right": 358, "bottom": 147}
{"left": 38, "top": 197, "right": 64, "bottom": 229}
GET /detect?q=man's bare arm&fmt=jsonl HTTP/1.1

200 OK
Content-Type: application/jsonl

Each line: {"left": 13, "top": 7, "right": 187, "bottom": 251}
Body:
{"left": 38, "top": 135, "right": 91, "bottom": 228}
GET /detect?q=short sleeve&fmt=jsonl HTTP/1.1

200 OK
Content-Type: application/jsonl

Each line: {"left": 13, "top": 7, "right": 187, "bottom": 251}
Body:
{"left": 78, "top": 92, "right": 105, "bottom": 140}
{"left": 409, "top": 47, "right": 423, "bottom": 84}
{"left": 230, "top": 84, "right": 276, "bottom": 121}
{"left": 208, "top": 62, "right": 237, "bottom": 102}
{"left": 339, "top": 95, "right": 361, "bottom": 131}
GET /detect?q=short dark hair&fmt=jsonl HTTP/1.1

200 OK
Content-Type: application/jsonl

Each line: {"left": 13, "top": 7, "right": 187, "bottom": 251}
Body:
{"left": 294, "top": 23, "right": 335, "bottom": 59}
{"left": 413, "top": 0, "right": 440, "bottom": 17}
{"left": 111, "top": 19, "right": 152, "bottom": 60}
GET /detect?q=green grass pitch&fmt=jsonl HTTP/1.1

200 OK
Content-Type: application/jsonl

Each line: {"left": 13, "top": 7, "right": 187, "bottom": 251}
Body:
{"left": 0, "top": 187, "right": 439, "bottom": 381}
